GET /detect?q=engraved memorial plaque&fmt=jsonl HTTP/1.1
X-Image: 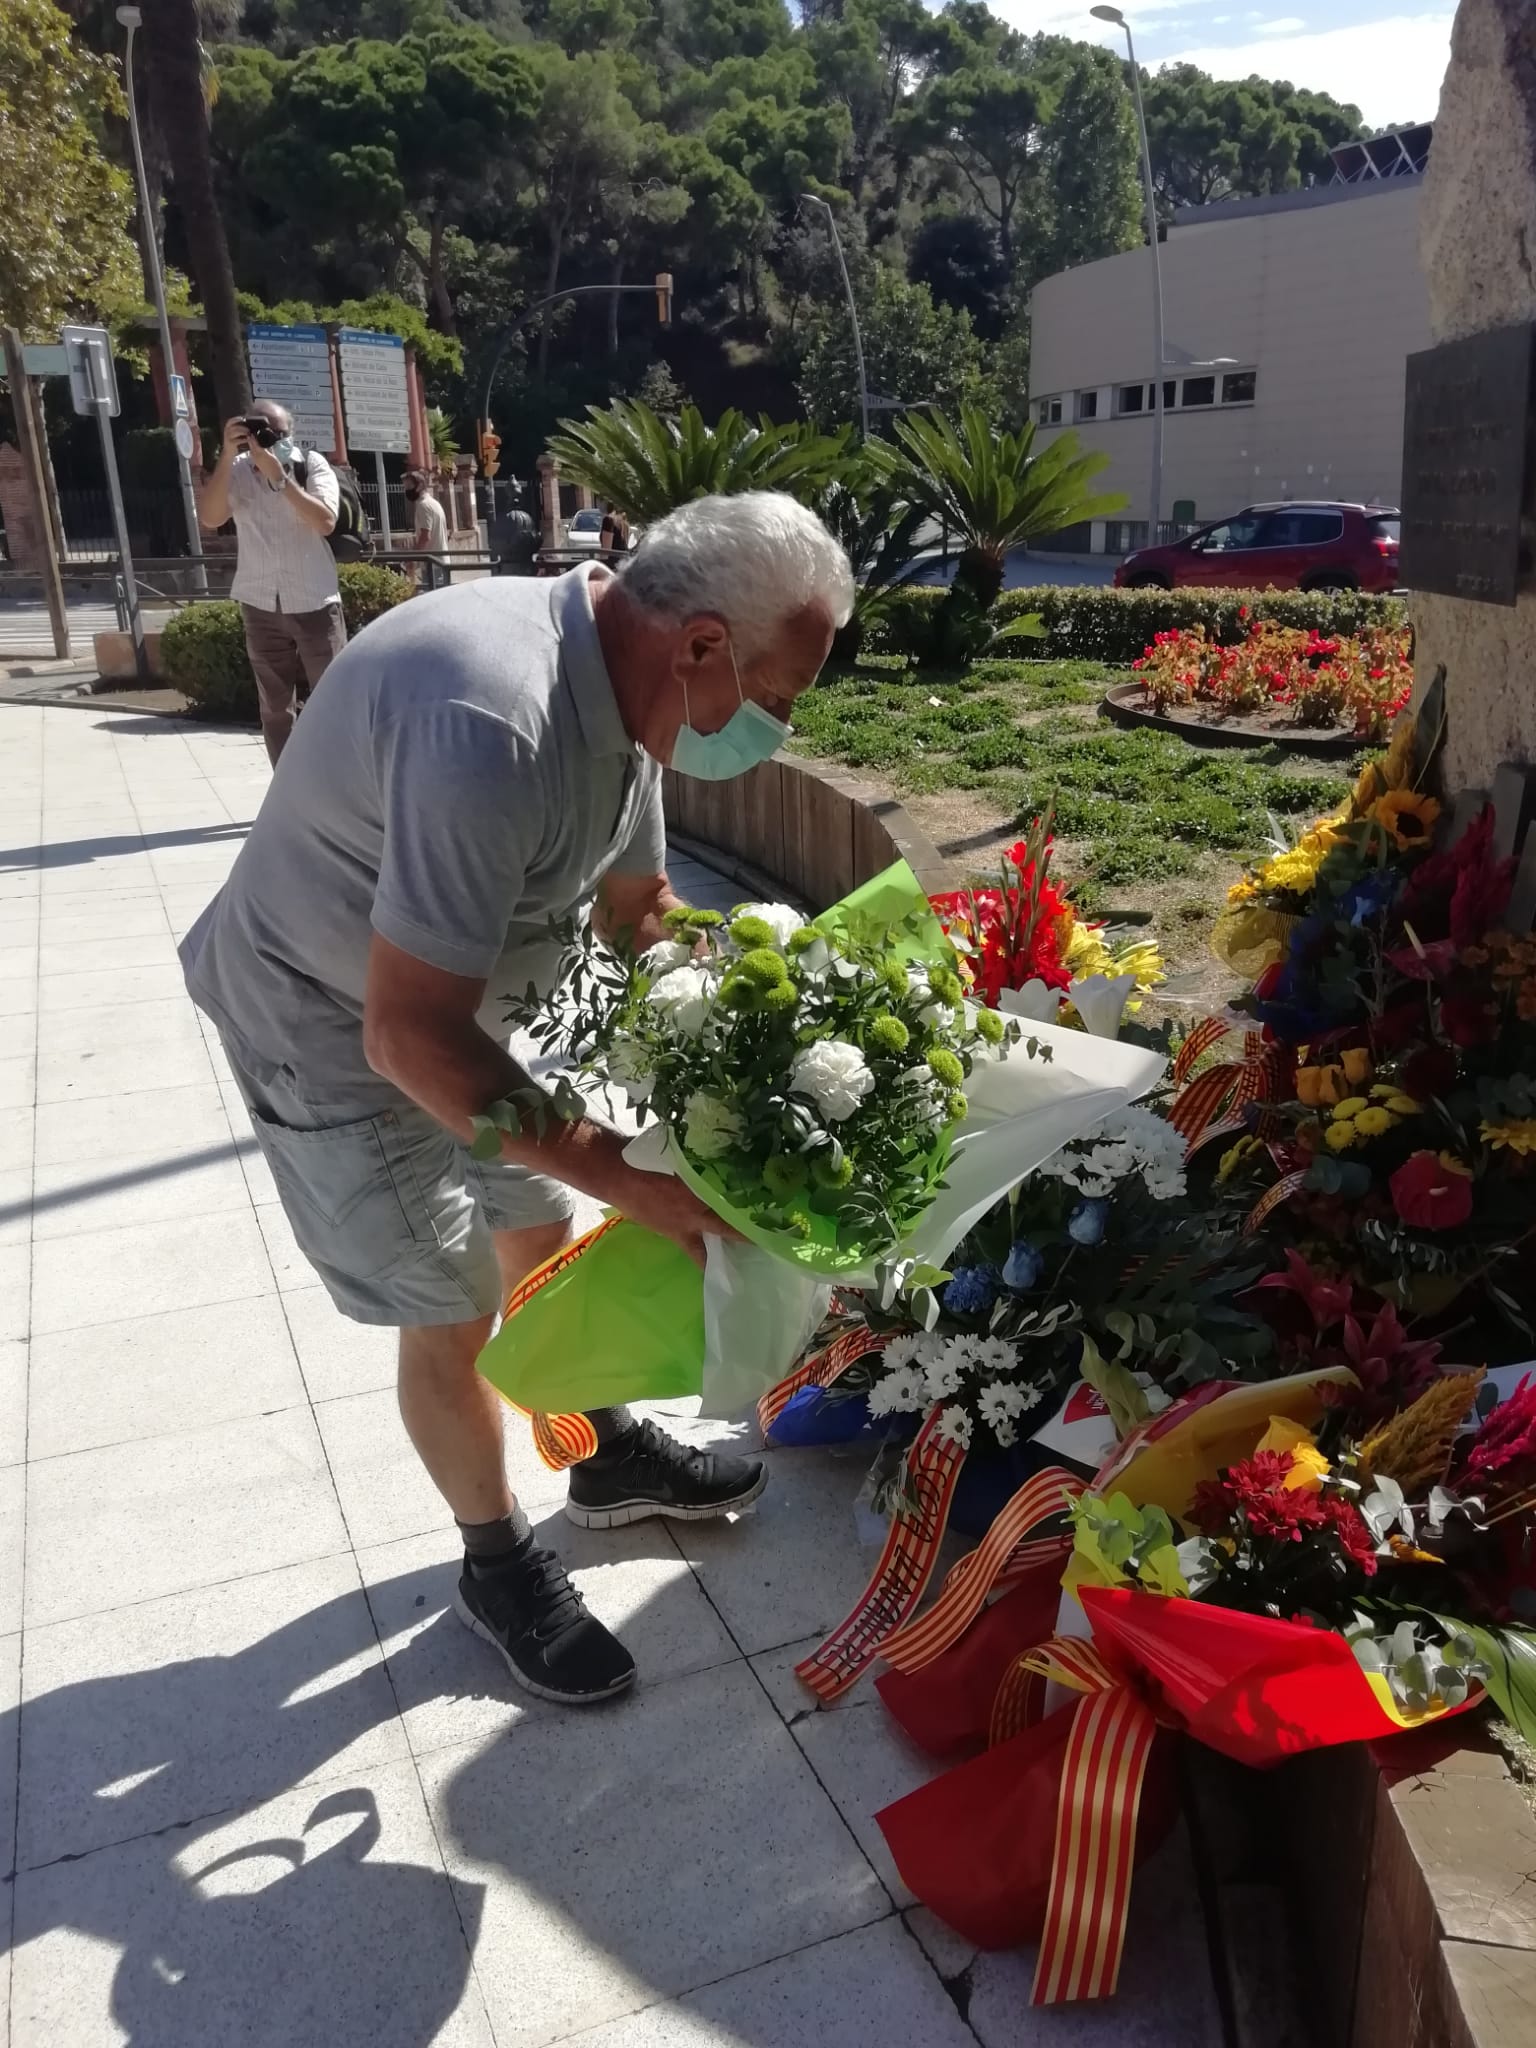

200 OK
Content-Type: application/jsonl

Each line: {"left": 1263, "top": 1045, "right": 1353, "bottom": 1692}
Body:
{"left": 1400, "top": 323, "right": 1533, "bottom": 606}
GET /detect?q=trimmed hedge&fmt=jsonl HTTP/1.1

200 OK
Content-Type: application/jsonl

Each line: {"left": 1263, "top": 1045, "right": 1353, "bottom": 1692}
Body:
{"left": 868, "top": 583, "right": 1408, "bottom": 668}
{"left": 162, "top": 563, "right": 414, "bottom": 719}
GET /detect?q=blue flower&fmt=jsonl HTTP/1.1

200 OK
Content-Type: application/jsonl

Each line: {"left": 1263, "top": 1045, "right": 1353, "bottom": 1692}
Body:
{"left": 1067, "top": 1198, "right": 1109, "bottom": 1247}
{"left": 942, "top": 1265, "right": 998, "bottom": 1316}
{"left": 1002, "top": 1239, "right": 1044, "bottom": 1291}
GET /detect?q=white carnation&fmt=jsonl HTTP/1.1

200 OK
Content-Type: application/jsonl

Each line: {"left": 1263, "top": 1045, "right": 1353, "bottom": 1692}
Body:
{"left": 607, "top": 1038, "right": 656, "bottom": 1104}
{"left": 735, "top": 901, "right": 802, "bottom": 949}
{"left": 935, "top": 1404, "right": 974, "bottom": 1450}
{"left": 646, "top": 963, "right": 715, "bottom": 1038}
{"left": 867, "top": 1365, "right": 928, "bottom": 1417}
{"left": 682, "top": 1088, "right": 744, "bottom": 1160}
{"left": 639, "top": 938, "right": 694, "bottom": 977}
{"left": 791, "top": 1038, "right": 875, "bottom": 1122}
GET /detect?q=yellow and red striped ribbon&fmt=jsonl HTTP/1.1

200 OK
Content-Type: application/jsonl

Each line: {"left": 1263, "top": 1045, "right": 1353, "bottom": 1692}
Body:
{"left": 1172, "top": 1015, "right": 1230, "bottom": 1087}
{"left": 756, "top": 1321, "right": 887, "bottom": 1435}
{"left": 795, "top": 1409, "right": 968, "bottom": 1702}
{"left": 878, "top": 1465, "right": 1082, "bottom": 1675}
{"left": 486, "top": 1221, "right": 620, "bottom": 1470}
{"left": 1015, "top": 1636, "right": 1159, "bottom": 2007}
{"left": 1168, "top": 1031, "right": 1280, "bottom": 1149}
{"left": 1243, "top": 1168, "right": 1308, "bottom": 1236}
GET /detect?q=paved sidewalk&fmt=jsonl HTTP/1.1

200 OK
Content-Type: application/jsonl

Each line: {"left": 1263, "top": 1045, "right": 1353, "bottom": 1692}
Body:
{"left": 0, "top": 707, "right": 1220, "bottom": 2048}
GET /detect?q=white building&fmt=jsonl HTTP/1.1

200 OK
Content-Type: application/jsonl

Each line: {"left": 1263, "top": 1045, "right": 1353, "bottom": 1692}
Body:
{"left": 1027, "top": 150, "right": 1433, "bottom": 555}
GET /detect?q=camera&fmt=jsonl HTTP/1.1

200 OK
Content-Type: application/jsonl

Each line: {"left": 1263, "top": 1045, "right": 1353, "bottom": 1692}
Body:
{"left": 241, "top": 415, "right": 282, "bottom": 449}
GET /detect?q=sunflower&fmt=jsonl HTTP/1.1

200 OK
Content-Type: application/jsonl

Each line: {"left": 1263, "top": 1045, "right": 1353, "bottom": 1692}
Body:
{"left": 1370, "top": 789, "right": 1441, "bottom": 851}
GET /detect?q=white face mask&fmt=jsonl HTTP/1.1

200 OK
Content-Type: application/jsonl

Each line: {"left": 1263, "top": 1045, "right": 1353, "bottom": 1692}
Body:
{"left": 671, "top": 637, "right": 791, "bottom": 781}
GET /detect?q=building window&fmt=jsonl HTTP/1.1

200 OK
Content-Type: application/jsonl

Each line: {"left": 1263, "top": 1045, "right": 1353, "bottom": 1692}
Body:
{"left": 1076, "top": 390, "right": 1099, "bottom": 422}
{"left": 1162, "top": 380, "right": 1177, "bottom": 409}
{"left": 1115, "top": 383, "right": 1145, "bottom": 415}
{"left": 1222, "top": 370, "right": 1257, "bottom": 404}
{"left": 1036, "top": 396, "right": 1063, "bottom": 425}
{"left": 1181, "top": 376, "right": 1216, "bottom": 407}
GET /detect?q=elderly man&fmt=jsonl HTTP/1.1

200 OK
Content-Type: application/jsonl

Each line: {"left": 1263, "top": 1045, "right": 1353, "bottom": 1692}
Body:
{"left": 199, "top": 399, "right": 346, "bottom": 766}
{"left": 181, "top": 491, "right": 854, "bottom": 1705}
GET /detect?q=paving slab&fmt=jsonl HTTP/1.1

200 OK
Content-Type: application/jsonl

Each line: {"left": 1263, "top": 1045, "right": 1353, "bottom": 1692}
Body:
{"left": 419, "top": 1658, "right": 892, "bottom": 2048}
{"left": 10, "top": 1758, "right": 494, "bottom": 2048}
{"left": 0, "top": 1338, "right": 24, "bottom": 1466}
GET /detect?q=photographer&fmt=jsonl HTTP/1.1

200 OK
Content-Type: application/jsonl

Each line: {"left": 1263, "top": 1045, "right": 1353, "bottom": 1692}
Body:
{"left": 199, "top": 399, "right": 348, "bottom": 766}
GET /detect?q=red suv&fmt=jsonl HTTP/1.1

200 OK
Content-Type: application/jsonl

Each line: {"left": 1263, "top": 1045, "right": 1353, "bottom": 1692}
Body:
{"left": 1114, "top": 502, "right": 1400, "bottom": 594}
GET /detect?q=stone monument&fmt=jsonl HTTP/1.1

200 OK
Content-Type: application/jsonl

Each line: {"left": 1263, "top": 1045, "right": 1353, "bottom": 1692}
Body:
{"left": 1411, "top": 0, "right": 1536, "bottom": 792}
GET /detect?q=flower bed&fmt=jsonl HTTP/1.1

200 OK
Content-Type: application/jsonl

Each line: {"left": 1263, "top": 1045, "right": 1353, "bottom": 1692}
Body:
{"left": 1130, "top": 617, "right": 1413, "bottom": 743}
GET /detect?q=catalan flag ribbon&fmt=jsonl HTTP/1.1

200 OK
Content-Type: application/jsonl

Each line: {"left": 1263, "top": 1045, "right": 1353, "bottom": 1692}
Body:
{"left": 1167, "top": 1025, "right": 1289, "bottom": 1151}
{"left": 755, "top": 1317, "right": 886, "bottom": 1436}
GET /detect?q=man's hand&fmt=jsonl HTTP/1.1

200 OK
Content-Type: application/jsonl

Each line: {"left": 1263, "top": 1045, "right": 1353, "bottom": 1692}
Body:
{"left": 595, "top": 869, "right": 685, "bottom": 956}
{"left": 221, "top": 416, "right": 250, "bottom": 465}
{"left": 248, "top": 439, "right": 284, "bottom": 485}
{"left": 606, "top": 1159, "right": 738, "bottom": 1268}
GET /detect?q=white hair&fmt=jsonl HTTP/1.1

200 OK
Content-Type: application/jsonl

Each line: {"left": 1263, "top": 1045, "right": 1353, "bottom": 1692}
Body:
{"left": 618, "top": 491, "right": 854, "bottom": 657}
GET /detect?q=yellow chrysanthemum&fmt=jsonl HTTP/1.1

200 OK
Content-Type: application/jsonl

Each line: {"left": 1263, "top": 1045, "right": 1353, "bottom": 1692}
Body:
{"left": 1330, "top": 1097, "right": 1369, "bottom": 1121}
{"left": 1325, "top": 1120, "right": 1360, "bottom": 1151}
{"left": 1354, "top": 1106, "right": 1395, "bottom": 1138}
{"left": 1217, "top": 1135, "right": 1261, "bottom": 1184}
{"left": 1482, "top": 1117, "right": 1536, "bottom": 1156}
{"left": 1383, "top": 1094, "right": 1422, "bottom": 1116}
{"left": 1371, "top": 789, "right": 1442, "bottom": 852}
{"left": 1260, "top": 848, "right": 1326, "bottom": 895}
{"left": 1227, "top": 875, "right": 1260, "bottom": 906}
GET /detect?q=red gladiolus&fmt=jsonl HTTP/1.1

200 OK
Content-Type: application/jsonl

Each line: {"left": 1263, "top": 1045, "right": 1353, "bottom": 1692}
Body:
{"left": 1389, "top": 1151, "right": 1474, "bottom": 1231}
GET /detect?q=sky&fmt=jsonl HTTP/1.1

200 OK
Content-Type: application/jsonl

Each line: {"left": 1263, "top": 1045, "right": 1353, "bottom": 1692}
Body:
{"left": 998, "top": 2, "right": 1455, "bottom": 131}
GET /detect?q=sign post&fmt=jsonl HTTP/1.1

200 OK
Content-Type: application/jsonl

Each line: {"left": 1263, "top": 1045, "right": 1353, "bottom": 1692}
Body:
{"left": 336, "top": 328, "right": 412, "bottom": 550}
{"left": 60, "top": 324, "right": 146, "bottom": 680}
{"left": 1, "top": 326, "right": 70, "bottom": 658}
{"left": 246, "top": 323, "right": 337, "bottom": 453}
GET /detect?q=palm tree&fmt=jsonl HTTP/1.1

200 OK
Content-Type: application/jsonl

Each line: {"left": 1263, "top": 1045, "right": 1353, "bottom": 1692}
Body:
{"left": 808, "top": 475, "right": 927, "bottom": 662}
{"left": 140, "top": 0, "right": 248, "bottom": 422}
{"left": 545, "top": 401, "right": 853, "bottom": 527}
{"left": 876, "top": 403, "right": 1126, "bottom": 608}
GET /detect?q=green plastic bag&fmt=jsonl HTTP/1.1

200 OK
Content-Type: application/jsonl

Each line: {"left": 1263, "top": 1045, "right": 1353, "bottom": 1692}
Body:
{"left": 475, "top": 1216, "right": 704, "bottom": 1414}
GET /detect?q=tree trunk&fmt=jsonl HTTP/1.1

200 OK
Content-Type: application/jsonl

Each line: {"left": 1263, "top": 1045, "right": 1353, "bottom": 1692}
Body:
{"left": 539, "top": 202, "right": 569, "bottom": 378}
{"left": 605, "top": 245, "right": 623, "bottom": 357}
{"left": 140, "top": 0, "right": 249, "bottom": 423}
{"left": 426, "top": 215, "right": 457, "bottom": 339}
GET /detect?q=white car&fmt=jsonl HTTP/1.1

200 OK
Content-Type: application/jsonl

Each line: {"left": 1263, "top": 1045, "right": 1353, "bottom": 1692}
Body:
{"left": 560, "top": 508, "right": 636, "bottom": 552}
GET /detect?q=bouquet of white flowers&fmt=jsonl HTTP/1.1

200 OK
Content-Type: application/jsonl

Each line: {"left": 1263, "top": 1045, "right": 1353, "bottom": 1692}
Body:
{"left": 479, "top": 864, "right": 1167, "bottom": 1417}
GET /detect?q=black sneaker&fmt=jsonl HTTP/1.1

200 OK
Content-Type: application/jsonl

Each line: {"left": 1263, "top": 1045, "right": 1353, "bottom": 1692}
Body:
{"left": 452, "top": 1538, "right": 636, "bottom": 1705}
{"left": 565, "top": 1418, "right": 768, "bottom": 1531}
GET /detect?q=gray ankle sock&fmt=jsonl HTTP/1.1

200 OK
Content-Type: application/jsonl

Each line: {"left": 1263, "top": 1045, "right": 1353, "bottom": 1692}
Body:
{"left": 458, "top": 1502, "right": 532, "bottom": 1562}
{"left": 582, "top": 1406, "right": 636, "bottom": 1450}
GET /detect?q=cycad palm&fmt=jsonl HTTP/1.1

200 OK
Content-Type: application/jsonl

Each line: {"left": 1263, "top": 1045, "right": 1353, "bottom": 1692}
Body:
{"left": 546, "top": 400, "right": 852, "bottom": 526}
{"left": 878, "top": 404, "right": 1126, "bottom": 606}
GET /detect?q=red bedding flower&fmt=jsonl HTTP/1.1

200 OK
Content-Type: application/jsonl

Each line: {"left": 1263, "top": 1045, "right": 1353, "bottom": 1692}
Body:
{"left": 1389, "top": 1150, "right": 1474, "bottom": 1230}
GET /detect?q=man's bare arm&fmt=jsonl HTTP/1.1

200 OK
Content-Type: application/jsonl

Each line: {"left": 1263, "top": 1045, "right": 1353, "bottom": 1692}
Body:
{"left": 362, "top": 933, "right": 727, "bottom": 1260}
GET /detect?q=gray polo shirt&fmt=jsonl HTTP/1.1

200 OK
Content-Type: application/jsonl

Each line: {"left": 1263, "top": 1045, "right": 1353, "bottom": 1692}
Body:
{"left": 181, "top": 565, "right": 664, "bottom": 1110}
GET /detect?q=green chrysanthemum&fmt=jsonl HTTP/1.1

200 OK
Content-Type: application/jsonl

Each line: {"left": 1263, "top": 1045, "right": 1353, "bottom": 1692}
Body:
{"left": 930, "top": 967, "right": 963, "bottom": 1005}
{"left": 926, "top": 1046, "right": 964, "bottom": 1088}
{"left": 762, "top": 1154, "right": 808, "bottom": 1199}
{"left": 758, "top": 981, "right": 800, "bottom": 1016}
{"left": 869, "top": 1013, "right": 910, "bottom": 1056}
{"left": 879, "top": 962, "right": 909, "bottom": 1000}
{"left": 787, "top": 927, "right": 822, "bottom": 954}
{"left": 730, "top": 914, "right": 775, "bottom": 949}
{"left": 734, "top": 947, "right": 789, "bottom": 988}
{"left": 812, "top": 1150, "right": 855, "bottom": 1189}
{"left": 947, "top": 1091, "right": 969, "bottom": 1122}
{"left": 973, "top": 1006, "right": 1005, "bottom": 1044}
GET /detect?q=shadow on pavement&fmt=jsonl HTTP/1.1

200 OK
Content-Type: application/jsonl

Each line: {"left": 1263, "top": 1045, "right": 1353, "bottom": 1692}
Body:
{"left": 0, "top": 824, "right": 250, "bottom": 875}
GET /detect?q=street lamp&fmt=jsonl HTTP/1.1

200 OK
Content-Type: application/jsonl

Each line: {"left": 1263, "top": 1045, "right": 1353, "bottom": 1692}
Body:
{"left": 1091, "top": 5, "right": 1166, "bottom": 539}
{"left": 117, "top": 5, "right": 206, "bottom": 590}
{"left": 800, "top": 194, "right": 869, "bottom": 441}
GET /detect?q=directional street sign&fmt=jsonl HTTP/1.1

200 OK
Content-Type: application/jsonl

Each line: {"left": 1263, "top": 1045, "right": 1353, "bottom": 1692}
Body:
{"left": 337, "top": 327, "right": 411, "bottom": 454}
{"left": 246, "top": 322, "right": 334, "bottom": 450}
{"left": 60, "top": 325, "right": 120, "bottom": 418}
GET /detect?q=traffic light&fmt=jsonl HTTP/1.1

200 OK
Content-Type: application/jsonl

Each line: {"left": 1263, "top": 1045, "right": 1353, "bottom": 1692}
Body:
{"left": 654, "top": 272, "right": 673, "bottom": 327}
{"left": 479, "top": 422, "right": 500, "bottom": 479}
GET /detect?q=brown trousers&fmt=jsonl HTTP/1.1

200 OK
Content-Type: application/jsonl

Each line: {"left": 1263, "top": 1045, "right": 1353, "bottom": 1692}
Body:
{"left": 240, "top": 599, "right": 348, "bottom": 766}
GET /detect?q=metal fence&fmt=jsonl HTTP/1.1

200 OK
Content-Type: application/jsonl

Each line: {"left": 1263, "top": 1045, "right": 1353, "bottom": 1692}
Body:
{"left": 54, "top": 487, "right": 192, "bottom": 563}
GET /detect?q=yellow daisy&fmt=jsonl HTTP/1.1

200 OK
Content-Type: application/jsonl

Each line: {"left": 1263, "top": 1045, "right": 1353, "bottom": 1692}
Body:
{"left": 1482, "top": 1117, "right": 1536, "bottom": 1156}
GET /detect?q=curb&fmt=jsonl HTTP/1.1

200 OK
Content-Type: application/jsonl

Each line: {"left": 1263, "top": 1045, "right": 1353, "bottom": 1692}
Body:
{"left": 1100, "top": 681, "right": 1362, "bottom": 756}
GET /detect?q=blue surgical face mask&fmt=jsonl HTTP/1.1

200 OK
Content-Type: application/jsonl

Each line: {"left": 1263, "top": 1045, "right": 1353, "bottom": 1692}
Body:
{"left": 270, "top": 436, "right": 296, "bottom": 468}
{"left": 670, "top": 638, "right": 790, "bottom": 781}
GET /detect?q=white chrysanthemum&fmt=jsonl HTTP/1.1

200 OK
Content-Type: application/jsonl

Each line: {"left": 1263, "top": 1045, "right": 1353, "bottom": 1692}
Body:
{"left": 968, "top": 1336, "right": 1018, "bottom": 1379}
{"left": 646, "top": 963, "right": 715, "bottom": 1038}
{"left": 923, "top": 1338, "right": 969, "bottom": 1402}
{"left": 867, "top": 1365, "right": 928, "bottom": 1417}
{"left": 682, "top": 1088, "right": 744, "bottom": 1160}
{"left": 882, "top": 1331, "right": 946, "bottom": 1376}
{"left": 936, "top": 1404, "right": 974, "bottom": 1450}
{"left": 607, "top": 1038, "right": 656, "bottom": 1104}
{"left": 735, "top": 902, "right": 802, "bottom": 950}
{"left": 791, "top": 1038, "right": 875, "bottom": 1122}
{"left": 639, "top": 938, "right": 694, "bottom": 977}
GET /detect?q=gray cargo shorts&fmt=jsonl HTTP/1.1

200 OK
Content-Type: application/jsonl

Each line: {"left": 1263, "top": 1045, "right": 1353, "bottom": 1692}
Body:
{"left": 222, "top": 1037, "right": 576, "bottom": 1327}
